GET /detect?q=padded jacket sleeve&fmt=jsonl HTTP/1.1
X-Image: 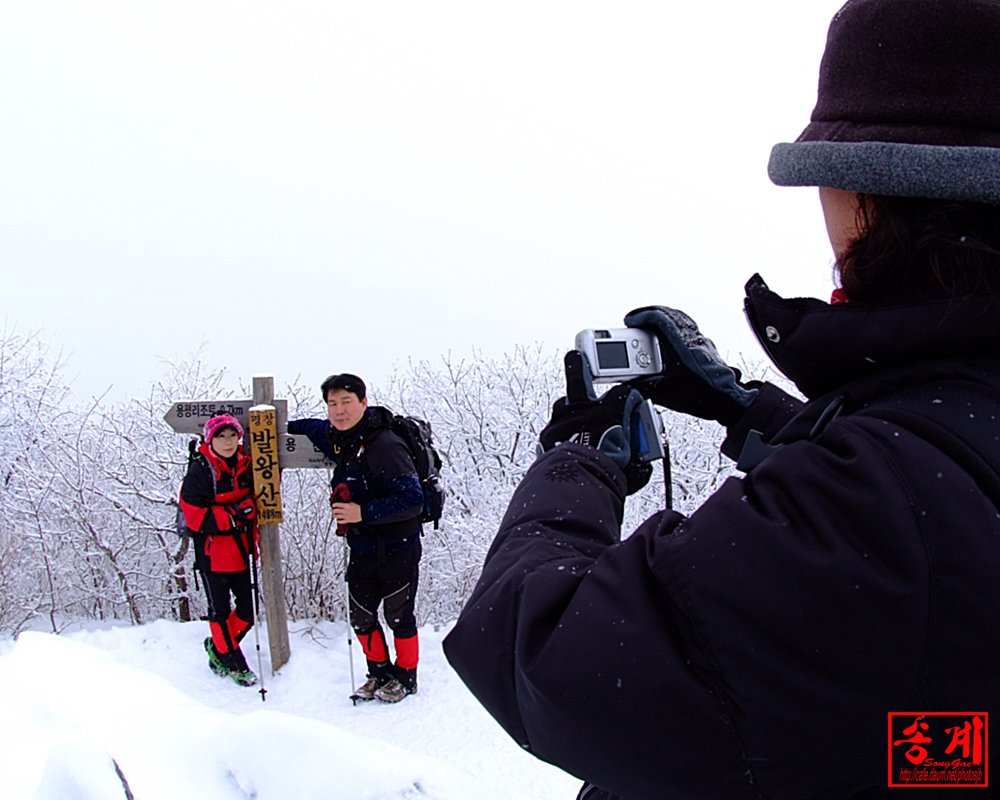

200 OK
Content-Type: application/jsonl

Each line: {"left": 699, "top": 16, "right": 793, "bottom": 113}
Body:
{"left": 179, "top": 459, "right": 236, "bottom": 534}
{"left": 442, "top": 410, "right": 982, "bottom": 799}
{"left": 720, "top": 381, "right": 805, "bottom": 462}
{"left": 287, "top": 418, "right": 337, "bottom": 461}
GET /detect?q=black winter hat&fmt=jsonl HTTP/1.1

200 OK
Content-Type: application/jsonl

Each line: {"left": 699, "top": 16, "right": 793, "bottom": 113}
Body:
{"left": 768, "top": 0, "right": 1000, "bottom": 204}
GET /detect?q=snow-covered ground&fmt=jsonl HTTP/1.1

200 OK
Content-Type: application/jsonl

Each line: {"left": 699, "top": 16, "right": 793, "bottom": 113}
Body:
{"left": 0, "top": 619, "right": 581, "bottom": 800}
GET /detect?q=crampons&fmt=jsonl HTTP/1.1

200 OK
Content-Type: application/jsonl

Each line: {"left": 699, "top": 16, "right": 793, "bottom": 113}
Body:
{"left": 230, "top": 668, "right": 258, "bottom": 687}
{"left": 350, "top": 675, "right": 388, "bottom": 703}
{"left": 204, "top": 637, "right": 229, "bottom": 677}
{"left": 374, "top": 678, "right": 416, "bottom": 703}
{"left": 205, "top": 637, "right": 257, "bottom": 687}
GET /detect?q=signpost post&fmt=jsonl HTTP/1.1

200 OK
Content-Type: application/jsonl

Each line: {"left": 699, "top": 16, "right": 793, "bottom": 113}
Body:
{"left": 163, "top": 376, "right": 335, "bottom": 675}
{"left": 250, "top": 376, "right": 291, "bottom": 672}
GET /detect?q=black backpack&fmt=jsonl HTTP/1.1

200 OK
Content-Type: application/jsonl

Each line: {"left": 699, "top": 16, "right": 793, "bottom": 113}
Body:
{"left": 384, "top": 415, "right": 446, "bottom": 529}
{"left": 176, "top": 439, "right": 214, "bottom": 537}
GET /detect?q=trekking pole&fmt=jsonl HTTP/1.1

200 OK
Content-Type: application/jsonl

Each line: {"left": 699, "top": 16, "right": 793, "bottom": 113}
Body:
{"left": 250, "top": 543, "right": 268, "bottom": 702}
{"left": 343, "top": 536, "right": 357, "bottom": 704}
{"left": 663, "top": 441, "right": 673, "bottom": 510}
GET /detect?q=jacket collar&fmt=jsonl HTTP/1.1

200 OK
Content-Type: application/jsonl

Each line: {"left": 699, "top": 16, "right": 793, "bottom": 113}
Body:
{"left": 328, "top": 406, "right": 394, "bottom": 451}
{"left": 198, "top": 441, "right": 245, "bottom": 475}
{"left": 744, "top": 273, "right": 1000, "bottom": 399}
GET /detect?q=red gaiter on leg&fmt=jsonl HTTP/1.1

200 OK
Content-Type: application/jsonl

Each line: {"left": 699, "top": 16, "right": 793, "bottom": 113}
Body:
{"left": 211, "top": 621, "right": 233, "bottom": 654}
{"left": 227, "top": 611, "right": 250, "bottom": 645}
{"left": 359, "top": 628, "right": 389, "bottom": 663}
{"left": 394, "top": 634, "right": 419, "bottom": 670}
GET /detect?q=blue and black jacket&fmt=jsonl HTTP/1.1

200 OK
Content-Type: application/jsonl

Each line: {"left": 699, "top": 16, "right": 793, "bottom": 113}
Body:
{"left": 288, "top": 406, "right": 423, "bottom": 556}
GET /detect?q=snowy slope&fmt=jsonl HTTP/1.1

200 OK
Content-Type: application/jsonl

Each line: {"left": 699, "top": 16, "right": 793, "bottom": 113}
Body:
{"left": 0, "top": 620, "right": 580, "bottom": 800}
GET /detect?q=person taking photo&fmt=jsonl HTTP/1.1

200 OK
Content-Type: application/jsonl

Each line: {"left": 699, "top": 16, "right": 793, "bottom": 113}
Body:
{"left": 443, "top": 1, "right": 1000, "bottom": 797}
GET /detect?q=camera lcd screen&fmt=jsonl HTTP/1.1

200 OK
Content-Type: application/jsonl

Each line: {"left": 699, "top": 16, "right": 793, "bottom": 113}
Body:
{"left": 595, "top": 341, "right": 629, "bottom": 369}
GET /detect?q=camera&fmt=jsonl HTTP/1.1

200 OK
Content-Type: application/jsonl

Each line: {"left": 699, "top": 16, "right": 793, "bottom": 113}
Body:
{"left": 574, "top": 328, "right": 663, "bottom": 384}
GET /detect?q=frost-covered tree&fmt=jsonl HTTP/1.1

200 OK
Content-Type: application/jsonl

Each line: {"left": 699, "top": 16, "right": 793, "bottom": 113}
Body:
{"left": 0, "top": 326, "right": 73, "bottom": 633}
{"left": 0, "top": 326, "right": 772, "bottom": 636}
{"left": 376, "top": 345, "right": 566, "bottom": 625}
{"left": 47, "top": 354, "right": 241, "bottom": 625}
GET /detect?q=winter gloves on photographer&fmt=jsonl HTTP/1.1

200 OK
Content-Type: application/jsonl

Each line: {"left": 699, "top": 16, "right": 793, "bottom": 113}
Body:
{"left": 538, "top": 351, "right": 653, "bottom": 494}
{"left": 623, "top": 306, "right": 757, "bottom": 427}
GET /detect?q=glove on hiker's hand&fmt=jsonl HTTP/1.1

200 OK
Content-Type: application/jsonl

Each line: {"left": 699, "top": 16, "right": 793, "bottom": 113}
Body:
{"left": 538, "top": 351, "right": 652, "bottom": 495}
{"left": 623, "top": 306, "right": 757, "bottom": 427}
{"left": 237, "top": 497, "right": 256, "bottom": 522}
{"left": 225, "top": 502, "right": 249, "bottom": 529}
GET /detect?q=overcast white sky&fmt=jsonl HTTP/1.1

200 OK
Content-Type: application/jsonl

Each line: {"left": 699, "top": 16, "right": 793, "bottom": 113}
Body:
{"left": 1, "top": 1, "right": 847, "bottom": 403}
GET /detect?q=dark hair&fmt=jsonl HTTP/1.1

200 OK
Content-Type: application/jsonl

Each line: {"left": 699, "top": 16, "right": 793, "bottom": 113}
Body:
{"left": 320, "top": 373, "right": 366, "bottom": 402}
{"left": 837, "top": 195, "right": 1000, "bottom": 301}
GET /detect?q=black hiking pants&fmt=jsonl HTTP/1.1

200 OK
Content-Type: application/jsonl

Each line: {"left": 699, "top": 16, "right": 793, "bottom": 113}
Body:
{"left": 203, "top": 569, "right": 253, "bottom": 651}
{"left": 347, "top": 538, "right": 421, "bottom": 641}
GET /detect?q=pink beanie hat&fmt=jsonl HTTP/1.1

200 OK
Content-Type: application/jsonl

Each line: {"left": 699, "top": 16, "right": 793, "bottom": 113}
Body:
{"left": 202, "top": 414, "right": 244, "bottom": 443}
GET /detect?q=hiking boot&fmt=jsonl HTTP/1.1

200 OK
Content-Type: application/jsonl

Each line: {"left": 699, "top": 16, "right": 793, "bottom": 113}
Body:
{"left": 350, "top": 675, "right": 388, "bottom": 702}
{"left": 205, "top": 638, "right": 256, "bottom": 687}
{"left": 374, "top": 678, "right": 415, "bottom": 703}
{"left": 394, "top": 666, "right": 418, "bottom": 695}
{"left": 223, "top": 647, "right": 257, "bottom": 687}
{"left": 204, "top": 637, "right": 229, "bottom": 678}
{"left": 230, "top": 667, "right": 258, "bottom": 687}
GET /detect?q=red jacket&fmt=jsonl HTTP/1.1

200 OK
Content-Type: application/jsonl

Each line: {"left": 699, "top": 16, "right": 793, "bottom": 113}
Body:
{"left": 179, "top": 442, "right": 258, "bottom": 572}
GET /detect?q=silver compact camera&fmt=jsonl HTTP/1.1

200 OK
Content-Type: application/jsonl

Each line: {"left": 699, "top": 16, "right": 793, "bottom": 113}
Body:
{"left": 574, "top": 328, "right": 663, "bottom": 384}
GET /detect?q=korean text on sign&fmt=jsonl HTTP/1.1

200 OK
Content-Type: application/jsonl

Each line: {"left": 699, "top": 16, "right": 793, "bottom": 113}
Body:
{"left": 249, "top": 406, "right": 283, "bottom": 524}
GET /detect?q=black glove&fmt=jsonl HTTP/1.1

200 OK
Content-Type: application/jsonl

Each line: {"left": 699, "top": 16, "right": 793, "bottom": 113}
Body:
{"left": 226, "top": 504, "right": 247, "bottom": 528}
{"left": 225, "top": 497, "right": 256, "bottom": 528}
{"left": 623, "top": 306, "right": 757, "bottom": 426}
{"left": 539, "top": 351, "right": 652, "bottom": 494}
{"left": 237, "top": 497, "right": 256, "bottom": 522}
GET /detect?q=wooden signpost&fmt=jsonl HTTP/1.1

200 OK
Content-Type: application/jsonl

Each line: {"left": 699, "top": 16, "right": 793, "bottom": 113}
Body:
{"left": 163, "top": 375, "right": 335, "bottom": 674}
{"left": 162, "top": 399, "right": 335, "bottom": 470}
{"left": 248, "top": 404, "right": 283, "bottom": 525}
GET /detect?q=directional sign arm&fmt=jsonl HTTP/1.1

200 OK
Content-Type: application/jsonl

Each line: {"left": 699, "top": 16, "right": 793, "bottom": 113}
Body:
{"left": 163, "top": 399, "right": 288, "bottom": 435}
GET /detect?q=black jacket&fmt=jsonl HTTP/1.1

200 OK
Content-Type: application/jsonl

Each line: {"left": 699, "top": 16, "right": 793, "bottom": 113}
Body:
{"left": 288, "top": 407, "right": 423, "bottom": 555}
{"left": 443, "top": 275, "right": 1000, "bottom": 800}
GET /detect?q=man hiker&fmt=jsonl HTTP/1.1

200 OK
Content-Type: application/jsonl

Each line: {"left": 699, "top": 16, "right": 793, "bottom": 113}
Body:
{"left": 288, "top": 374, "right": 424, "bottom": 703}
